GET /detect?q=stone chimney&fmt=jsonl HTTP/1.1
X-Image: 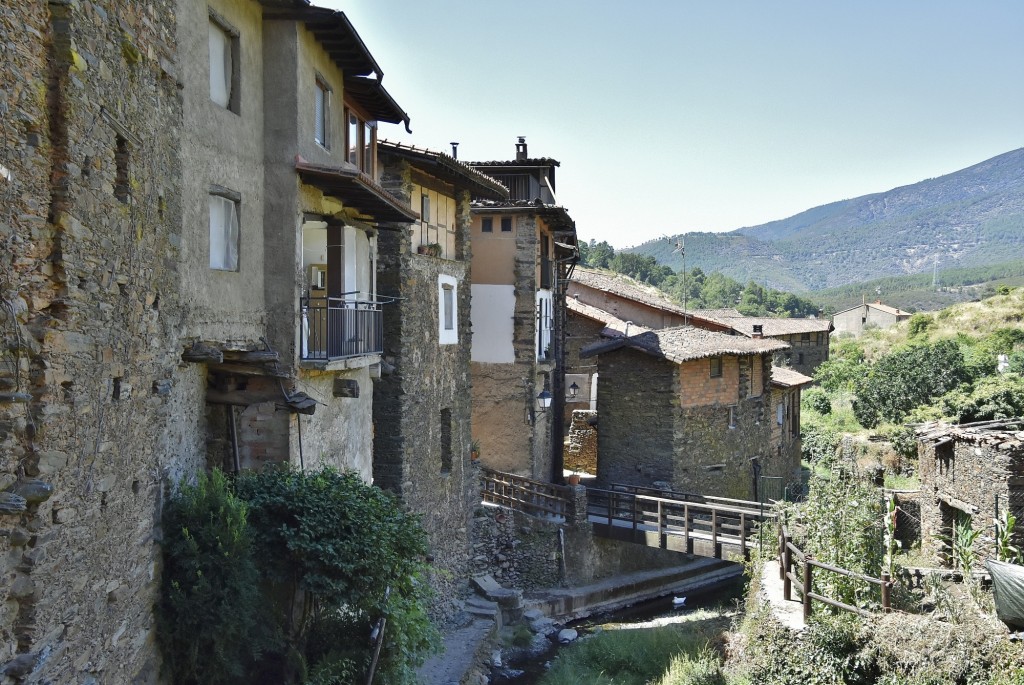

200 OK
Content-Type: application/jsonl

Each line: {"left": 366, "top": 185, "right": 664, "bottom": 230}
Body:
{"left": 515, "top": 136, "right": 527, "bottom": 161}
{"left": 752, "top": 324, "right": 763, "bottom": 338}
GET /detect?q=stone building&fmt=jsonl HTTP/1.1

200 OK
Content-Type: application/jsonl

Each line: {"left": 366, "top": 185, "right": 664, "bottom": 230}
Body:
{"left": 581, "top": 327, "right": 807, "bottom": 500}
{"left": 0, "top": 0, "right": 185, "bottom": 680}
{"left": 691, "top": 310, "right": 833, "bottom": 378}
{"left": 176, "top": 1, "right": 419, "bottom": 481}
{"left": 832, "top": 300, "right": 912, "bottom": 337}
{"left": 466, "top": 139, "right": 579, "bottom": 481}
{"left": 373, "top": 141, "right": 507, "bottom": 613}
{"left": 916, "top": 419, "right": 1024, "bottom": 564}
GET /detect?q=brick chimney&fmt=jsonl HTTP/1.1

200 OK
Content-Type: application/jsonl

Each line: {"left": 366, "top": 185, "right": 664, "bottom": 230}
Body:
{"left": 515, "top": 136, "right": 527, "bottom": 161}
{"left": 752, "top": 324, "right": 763, "bottom": 338}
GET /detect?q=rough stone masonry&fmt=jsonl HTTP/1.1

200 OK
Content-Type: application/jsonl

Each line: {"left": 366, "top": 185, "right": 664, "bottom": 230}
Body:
{"left": 1, "top": 1, "right": 185, "bottom": 682}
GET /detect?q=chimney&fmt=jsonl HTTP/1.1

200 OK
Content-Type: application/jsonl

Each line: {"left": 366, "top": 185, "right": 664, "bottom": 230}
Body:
{"left": 449, "top": 141, "right": 459, "bottom": 159}
{"left": 515, "top": 136, "right": 527, "bottom": 161}
{"left": 752, "top": 324, "right": 763, "bottom": 338}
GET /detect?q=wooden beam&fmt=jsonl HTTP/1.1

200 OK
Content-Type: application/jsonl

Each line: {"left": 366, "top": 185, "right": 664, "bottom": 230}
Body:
{"left": 182, "top": 343, "right": 223, "bottom": 364}
{"left": 206, "top": 386, "right": 282, "bottom": 406}
{"left": 221, "top": 349, "right": 280, "bottom": 363}
{"left": 208, "top": 362, "right": 289, "bottom": 379}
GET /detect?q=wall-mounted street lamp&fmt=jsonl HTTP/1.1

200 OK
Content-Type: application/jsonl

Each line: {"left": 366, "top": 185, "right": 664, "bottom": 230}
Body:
{"left": 536, "top": 389, "right": 553, "bottom": 412}
{"left": 568, "top": 382, "right": 580, "bottom": 400}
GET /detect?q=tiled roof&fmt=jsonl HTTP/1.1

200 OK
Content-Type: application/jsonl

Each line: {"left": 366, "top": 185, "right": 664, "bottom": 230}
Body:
{"left": 728, "top": 317, "right": 833, "bottom": 336}
{"left": 378, "top": 141, "right": 508, "bottom": 199}
{"left": 915, "top": 419, "right": 1024, "bottom": 450}
{"left": 690, "top": 308, "right": 831, "bottom": 336}
{"left": 470, "top": 200, "right": 576, "bottom": 236}
{"left": 581, "top": 326, "right": 788, "bottom": 364}
{"left": 692, "top": 308, "right": 744, "bottom": 319}
{"left": 571, "top": 268, "right": 688, "bottom": 316}
{"left": 834, "top": 302, "right": 911, "bottom": 317}
{"left": 469, "top": 158, "right": 561, "bottom": 168}
{"left": 567, "top": 299, "right": 650, "bottom": 338}
{"left": 770, "top": 365, "right": 815, "bottom": 388}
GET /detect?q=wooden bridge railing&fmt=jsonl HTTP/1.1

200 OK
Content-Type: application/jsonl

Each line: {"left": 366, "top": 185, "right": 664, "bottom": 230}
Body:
{"left": 587, "top": 487, "right": 772, "bottom": 559}
{"left": 779, "top": 523, "right": 892, "bottom": 623}
{"left": 480, "top": 468, "right": 573, "bottom": 520}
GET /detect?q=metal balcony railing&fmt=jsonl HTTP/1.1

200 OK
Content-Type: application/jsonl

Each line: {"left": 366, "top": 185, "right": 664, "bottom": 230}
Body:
{"left": 300, "top": 297, "right": 383, "bottom": 361}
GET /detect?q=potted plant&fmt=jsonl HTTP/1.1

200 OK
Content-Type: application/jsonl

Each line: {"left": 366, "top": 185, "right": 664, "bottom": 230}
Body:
{"left": 470, "top": 439, "right": 480, "bottom": 462}
{"left": 427, "top": 242, "right": 443, "bottom": 257}
{"left": 566, "top": 471, "right": 581, "bottom": 486}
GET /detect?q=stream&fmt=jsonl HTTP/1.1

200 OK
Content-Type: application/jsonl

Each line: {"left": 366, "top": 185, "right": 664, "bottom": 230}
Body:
{"left": 491, "top": 578, "right": 744, "bottom": 684}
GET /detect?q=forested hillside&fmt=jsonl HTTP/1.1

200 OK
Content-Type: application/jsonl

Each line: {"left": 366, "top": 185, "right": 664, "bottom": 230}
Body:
{"left": 625, "top": 148, "right": 1024, "bottom": 291}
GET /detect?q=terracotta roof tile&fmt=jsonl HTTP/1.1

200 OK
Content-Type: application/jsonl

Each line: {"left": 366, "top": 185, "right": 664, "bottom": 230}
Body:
{"left": 770, "top": 365, "right": 815, "bottom": 387}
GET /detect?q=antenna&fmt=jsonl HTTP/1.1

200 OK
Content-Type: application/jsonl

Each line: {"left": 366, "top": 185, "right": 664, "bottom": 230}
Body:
{"left": 672, "top": 237, "right": 687, "bottom": 313}
{"left": 932, "top": 254, "right": 939, "bottom": 289}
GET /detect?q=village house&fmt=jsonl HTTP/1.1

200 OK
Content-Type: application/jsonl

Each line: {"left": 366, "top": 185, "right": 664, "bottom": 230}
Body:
{"left": 581, "top": 327, "right": 809, "bottom": 500}
{"left": 176, "top": 1, "right": 422, "bottom": 481}
{"left": 690, "top": 309, "right": 833, "bottom": 378}
{"left": 832, "top": 299, "right": 912, "bottom": 337}
{"left": 373, "top": 141, "right": 508, "bottom": 611}
{"left": 915, "top": 419, "right": 1024, "bottom": 565}
{"left": 466, "top": 139, "right": 579, "bottom": 481}
{"left": 1, "top": 0, "right": 487, "bottom": 679}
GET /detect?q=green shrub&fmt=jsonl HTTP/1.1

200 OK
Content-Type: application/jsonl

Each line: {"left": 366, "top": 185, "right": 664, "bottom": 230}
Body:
{"left": 940, "top": 374, "right": 1024, "bottom": 423}
{"left": 802, "top": 421, "right": 841, "bottom": 464}
{"left": 853, "top": 339, "right": 969, "bottom": 428}
{"left": 803, "top": 388, "right": 832, "bottom": 415}
{"left": 158, "top": 469, "right": 275, "bottom": 685}
{"left": 236, "top": 466, "right": 439, "bottom": 685}
{"left": 907, "top": 312, "right": 934, "bottom": 337}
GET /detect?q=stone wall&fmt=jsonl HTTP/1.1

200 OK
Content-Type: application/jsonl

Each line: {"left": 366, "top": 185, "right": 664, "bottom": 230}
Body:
{"left": 563, "top": 410, "right": 598, "bottom": 476}
{"left": 596, "top": 351, "right": 678, "bottom": 486}
{"left": 918, "top": 436, "right": 1023, "bottom": 564}
{"left": 374, "top": 157, "right": 476, "bottom": 621}
{"left": 773, "top": 332, "right": 829, "bottom": 378}
{"left": 1, "top": 1, "right": 185, "bottom": 681}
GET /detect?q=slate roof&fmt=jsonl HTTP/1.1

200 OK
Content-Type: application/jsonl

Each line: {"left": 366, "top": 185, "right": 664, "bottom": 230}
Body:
{"left": 769, "top": 365, "right": 815, "bottom": 388}
{"left": 378, "top": 141, "right": 509, "bottom": 200}
{"left": 470, "top": 200, "right": 576, "bottom": 236}
{"left": 470, "top": 158, "right": 561, "bottom": 168}
{"left": 581, "top": 326, "right": 788, "bottom": 364}
{"left": 572, "top": 268, "right": 688, "bottom": 316}
{"left": 915, "top": 419, "right": 1024, "bottom": 450}
{"left": 689, "top": 308, "right": 832, "bottom": 336}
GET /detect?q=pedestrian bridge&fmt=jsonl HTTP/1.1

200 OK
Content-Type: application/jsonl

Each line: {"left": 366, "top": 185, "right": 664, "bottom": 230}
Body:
{"left": 480, "top": 468, "right": 775, "bottom": 562}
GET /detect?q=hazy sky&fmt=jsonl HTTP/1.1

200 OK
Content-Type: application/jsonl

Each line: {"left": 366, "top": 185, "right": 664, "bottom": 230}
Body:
{"left": 328, "top": 1, "right": 1024, "bottom": 249}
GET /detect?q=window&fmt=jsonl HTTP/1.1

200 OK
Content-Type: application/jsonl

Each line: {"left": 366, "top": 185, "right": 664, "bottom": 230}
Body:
{"left": 421, "top": 194, "right": 431, "bottom": 223}
{"left": 728, "top": 405, "right": 736, "bottom": 429}
{"left": 209, "top": 189, "right": 240, "bottom": 270}
{"left": 797, "top": 353, "right": 804, "bottom": 365}
{"left": 709, "top": 356, "right": 723, "bottom": 378}
{"left": 346, "top": 109, "right": 376, "bottom": 174}
{"left": 801, "top": 332, "right": 810, "bottom": 342}
{"left": 438, "top": 275, "right": 458, "bottom": 344}
{"left": 314, "top": 77, "right": 331, "bottom": 148}
{"left": 114, "top": 134, "right": 129, "bottom": 204}
{"left": 481, "top": 217, "right": 493, "bottom": 233}
{"left": 208, "top": 15, "right": 238, "bottom": 112}
{"left": 500, "top": 216, "right": 512, "bottom": 232}
{"left": 777, "top": 403, "right": 785, "bottom": 425}
{"left": 440, "top": 408, "right": 452, "bottom": 474}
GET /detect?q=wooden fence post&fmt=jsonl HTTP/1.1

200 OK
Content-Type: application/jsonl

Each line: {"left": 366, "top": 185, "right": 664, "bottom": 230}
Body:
{"left": 740, "top": 512, "right": 748, "bottom": 560}
{"left": 779, "top": 528, "right": 786, "bottom": 581}
{"left": 712, "top": 508, "right": 720, "bottom": 559}
{"left": 803, "top": 556, "right": 813, "bottom": 622}
{"left": 783, "top": 532, "right": 792, "bottom": 602}
{"left": 881, "top": 571, "right": 891, "bottom": 613}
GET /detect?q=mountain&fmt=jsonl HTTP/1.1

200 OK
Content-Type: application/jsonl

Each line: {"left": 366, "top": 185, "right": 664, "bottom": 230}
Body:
{"left": 627, "top": 148, "right": 1024, "bottom": 291}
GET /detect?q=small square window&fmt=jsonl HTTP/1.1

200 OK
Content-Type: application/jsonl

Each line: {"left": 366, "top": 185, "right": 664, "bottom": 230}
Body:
{"left": 500, "top": 216, "right": 512, "bottom": 232}
{"left": 209, "top": 191, "right": 240, "bottom": 271}
{"left": 208, "top": 15, "right": 239, "bottom": 113}
{"left": 481, "top": 217, "right": 493, "bottom": 233}
{"left": 709, "top": 356, "right": 723, "bottom": 378}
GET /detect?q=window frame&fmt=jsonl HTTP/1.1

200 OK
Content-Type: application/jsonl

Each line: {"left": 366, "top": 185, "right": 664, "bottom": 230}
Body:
{"left": 314, "top": 74, "right": 331, "bottom": 149}
{"left": 481, "top": 217, "right": 493, "bottom": 233}
{"left": 208, "top": 11, "right": 240, "bottom": 114}
{"left": 438, "top": 274, "right": 458, "bottom": 345}
{"left": 345, "top": 106, "right": 377, "bottom": 175}
{"left": 500, "top": 216, "right": 512, "bottom": 233}
{"left": 208, "top": 185, "right": 241, "bottom": 271}
{"left": 709, "top": 356, "right": 723, "bottom": 378}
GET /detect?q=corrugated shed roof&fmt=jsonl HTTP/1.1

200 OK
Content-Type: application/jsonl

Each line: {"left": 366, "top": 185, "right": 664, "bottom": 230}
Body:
{"left": 770, "top": 365, "right": 815, "bottom": 388}
{"left": 581, "top": 326, "right": 788, "bottom": 364}
{"left": 572, "top": 268, "right": 688, "bottom": 316}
